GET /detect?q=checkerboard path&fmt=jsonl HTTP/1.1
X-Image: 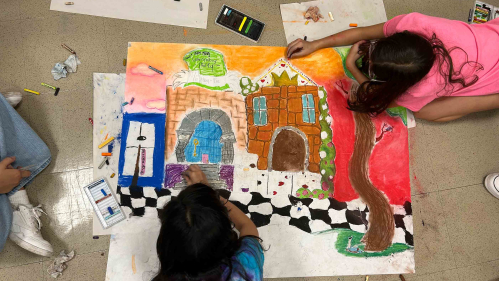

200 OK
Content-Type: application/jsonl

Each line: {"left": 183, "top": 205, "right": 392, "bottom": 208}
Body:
{"left": 117, "top": 186, "right": 413, "bottom": 246}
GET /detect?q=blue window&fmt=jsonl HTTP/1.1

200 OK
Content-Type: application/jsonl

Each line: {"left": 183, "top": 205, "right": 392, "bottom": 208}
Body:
{"left": 253, "top": 96, "right": 268, "bottom": 126}
{"left": 302, "top": 94, "right": 316, "bottom": 123}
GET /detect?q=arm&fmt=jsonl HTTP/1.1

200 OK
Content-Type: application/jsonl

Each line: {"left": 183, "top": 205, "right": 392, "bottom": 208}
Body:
{"left": 287, "top": 23, "right": 386, "bottom": 58}
{"left": 182, "top": 165, "right": 259, "bottom": 238}
{"left": 222, "top": 198, "right": 259, "bottom": 238}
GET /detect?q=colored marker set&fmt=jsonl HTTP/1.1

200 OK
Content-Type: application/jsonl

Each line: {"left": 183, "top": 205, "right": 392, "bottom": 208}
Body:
{"left": 215, "top": 5, "right": 265, "bottom": 43}
{"left": 83, "top": 178, "right": 125, "bottom": 229}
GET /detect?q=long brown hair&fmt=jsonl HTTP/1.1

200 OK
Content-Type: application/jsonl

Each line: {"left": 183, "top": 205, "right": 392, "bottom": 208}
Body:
{"left": 347, "top": 31, "right": 483, "bottom": 115}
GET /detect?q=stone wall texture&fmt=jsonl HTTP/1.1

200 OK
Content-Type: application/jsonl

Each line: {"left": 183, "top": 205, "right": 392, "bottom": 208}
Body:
{"left": 166, "top": 86, "right": 248, "bottom": 158}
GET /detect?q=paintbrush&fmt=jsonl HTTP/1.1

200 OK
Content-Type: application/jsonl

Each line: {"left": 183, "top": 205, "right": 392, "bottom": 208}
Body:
{"left": 41, "top": 83, "right": 60, "bottom": 96}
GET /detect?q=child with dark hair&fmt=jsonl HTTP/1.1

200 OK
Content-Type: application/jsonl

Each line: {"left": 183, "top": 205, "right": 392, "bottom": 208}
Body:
{"left": 287, "top": 13, "right": 499, "bottom": 122}
{"left": 153, "top": 165, "right": 263, "bottom": 281}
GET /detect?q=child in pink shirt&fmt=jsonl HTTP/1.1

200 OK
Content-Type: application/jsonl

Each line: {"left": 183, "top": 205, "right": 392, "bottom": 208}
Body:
{"left": 287, "top": 13, "right": 499, "bottom": 122}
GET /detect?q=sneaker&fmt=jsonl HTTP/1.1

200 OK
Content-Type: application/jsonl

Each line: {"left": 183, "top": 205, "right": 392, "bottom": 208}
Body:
{"left": 484, "top": 173, "right": 499, "bottom": 199}
{"left": 9, "top": 204, "right": 54, "bottom": 257}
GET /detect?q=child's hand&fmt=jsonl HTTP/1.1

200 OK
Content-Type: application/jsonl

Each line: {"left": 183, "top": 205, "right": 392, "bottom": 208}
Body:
{"left": 182, "top": 165, "right": 208, "bottom": 185}
{"left": 286, "top": 38, "right": 319, "bottom": 59}
{"left": 0, "top": 157, "right": 31, "bottom": 194}
{"left": 345, "top": 40, "right": 366, "bottom": 70}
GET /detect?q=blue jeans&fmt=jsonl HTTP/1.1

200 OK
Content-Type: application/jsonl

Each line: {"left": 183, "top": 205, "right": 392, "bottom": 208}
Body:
{"left": 0, "top": 94, "right": 51, "bottom": 252}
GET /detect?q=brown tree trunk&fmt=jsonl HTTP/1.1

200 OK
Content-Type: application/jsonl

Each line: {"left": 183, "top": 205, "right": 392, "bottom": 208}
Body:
{"left": 349, "top": 113, "right": 394, "bottom": 251}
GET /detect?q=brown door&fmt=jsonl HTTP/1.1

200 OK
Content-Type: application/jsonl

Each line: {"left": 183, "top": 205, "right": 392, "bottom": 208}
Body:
{"left": 271, "top": 129, "right": 306, "bottom": 172}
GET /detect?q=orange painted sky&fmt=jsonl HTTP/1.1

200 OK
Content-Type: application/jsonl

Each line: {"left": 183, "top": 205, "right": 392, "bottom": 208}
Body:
{"left": 125, "top": 43, "right": 344, "bottom": 101}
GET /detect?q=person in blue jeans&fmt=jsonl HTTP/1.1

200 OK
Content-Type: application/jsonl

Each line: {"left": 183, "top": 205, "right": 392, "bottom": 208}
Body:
{"left": 153, "top": 165, "right": 264, "bottom": 281}
{"left": 0, "top": 93, "right": 53, "bottom": 256}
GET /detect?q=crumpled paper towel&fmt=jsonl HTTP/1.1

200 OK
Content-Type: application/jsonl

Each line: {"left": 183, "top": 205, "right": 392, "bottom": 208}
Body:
{"left": 47, "top": 250, "right": 75, "bottom": 278}
{"left": 51, "top": 54, "right": 81, "bottom": 80}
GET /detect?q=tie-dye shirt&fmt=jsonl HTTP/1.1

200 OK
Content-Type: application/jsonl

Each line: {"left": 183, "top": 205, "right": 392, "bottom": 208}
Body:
{"left": 221, "top": 237, "right": 264, "bottom": 281}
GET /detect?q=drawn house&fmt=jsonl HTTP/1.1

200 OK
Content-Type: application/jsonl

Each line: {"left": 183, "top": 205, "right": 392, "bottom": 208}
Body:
{"left": 246, "top": 60, "right": 321, "bottom": 173}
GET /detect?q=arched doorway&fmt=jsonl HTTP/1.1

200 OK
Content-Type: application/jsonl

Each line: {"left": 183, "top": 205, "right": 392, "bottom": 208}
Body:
{"left": 269, "top": 127, "right": 308, "bottom": 172}
{"left": 175, "top": 108, "right": 236, "bottom": 164}
{"left": 184, "top": 120, "right": 224, "bottom": 163}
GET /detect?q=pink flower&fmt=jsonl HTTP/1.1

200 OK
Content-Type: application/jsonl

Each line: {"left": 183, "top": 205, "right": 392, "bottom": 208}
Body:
{"left": 322, "top": 182, "right": 329, "bottom": 191}
{"left": 327, "top": 142, "right": 333, "bottom": 147}
{"left": 318, "top": 193, "right": 325, "bottom": 199}
{"left": 303, "top": 190, "right": 309, "bottom": 196}
{"left": 329, "top": 193, "right": 334, "bottom": 198}
{"left": 296, "top": 192, "right": 300, "bottom": 197}
{"left": 313, "top": 190, "right": 318, "bottom": 194}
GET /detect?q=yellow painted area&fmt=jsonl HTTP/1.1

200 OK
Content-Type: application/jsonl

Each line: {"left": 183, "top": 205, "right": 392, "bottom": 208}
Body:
{"left": 239, "top": 17, "right": 247, "bottom": 31}
{"left": 126, "top": 43, "right": 344, "bottom": 84}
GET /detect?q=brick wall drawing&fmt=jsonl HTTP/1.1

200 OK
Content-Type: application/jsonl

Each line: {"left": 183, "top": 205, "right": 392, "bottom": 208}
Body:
{"left": 166, "top": 86, "right": 248, "bottom": 160}
{"left": 245, "top": 85, "right": 321, "bottom": 173}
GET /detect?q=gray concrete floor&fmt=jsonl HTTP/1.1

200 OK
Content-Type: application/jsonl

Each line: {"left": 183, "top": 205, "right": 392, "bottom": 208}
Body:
{"left": 1, "top": 0, "right": 499, "bottom": 280}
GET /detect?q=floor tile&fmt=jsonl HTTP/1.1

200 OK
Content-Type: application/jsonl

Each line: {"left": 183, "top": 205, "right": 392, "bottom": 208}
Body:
{"left": 39, "top": 211, "right": 73, "bottom": 259}
{"left": 0, "top": 20, "right": 26, "bottom": 93}
{"left": 42, "top": 251, "right": 108, "bottom": 281}
{"left": 20, "top": 0, "right": 64, "bottom": 20}
{"left": 30, "top": 172, "right": 76, "bottom": 217}
{"left": 0, "top": 239, "right": 43, "bottom": 269}
{"left": 0, "top": 0, "right": 21, "bottom": 22}
{"left": 403, "top": 269, "right": 459, "bottom": 281}
{"left": 27, "top": 92, "right": 93, "bottom": 174}
{"left": 20, "top": 14, "right": 110, "bottom": 99}
{"left": 455, "top": 259, "right": 499, "bottom": 281}
{"left": 411, "top": 193, "right": 456, "bottom": 275}
{"left": 70, "top": 211, "right": 110, "bottom": 255}
{"left": 0, "top": 262, "right": 43, "bottom": 281}
{"left": 439, "top": 184, "right": 499, "bottom": 268}
{"left": 102, "top": 17, "right": 185, "bottom": 73}
{"left": 408, "top": 122, "right": 438, "bottom": 195}
{"left": 383, "top": 0, "right": 476, "bottom": 20}
{"left": 420, "top": 110, "right": 499, "bottom": 191}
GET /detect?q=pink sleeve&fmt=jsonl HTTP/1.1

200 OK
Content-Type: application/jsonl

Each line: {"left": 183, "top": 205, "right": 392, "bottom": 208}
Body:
{"left": 383, "top": 14, "right": 407, "bottom": 37}
{"left": 396, "top": 92, "right": 437, "bottom": 112}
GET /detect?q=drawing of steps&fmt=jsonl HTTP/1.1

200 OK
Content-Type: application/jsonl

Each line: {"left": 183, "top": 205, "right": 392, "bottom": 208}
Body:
{"left": 173, "top": 164, "right": 228, "bottom": 190}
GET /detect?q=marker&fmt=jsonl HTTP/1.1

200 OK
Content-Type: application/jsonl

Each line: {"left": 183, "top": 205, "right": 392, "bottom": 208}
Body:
{"left": 110, "top": 173, "right": 116, "bottom": 178}
{"left": 98, "top": 157, "right": 107, "bottom": 169}
{"left": 349, "top": 23, "right": 358, "bottom": 27}
{"left": 468, "top": 9, "right": 473, "bottom": 23}
{"left": 61, "top": 43, "right": 76, "bottom": 54}
{"left": 245, "top": 20, "right": 253, "bottom": 34}
{"left": 305, "top": 20, "right": 309, "bottom": 25}
{"left": 122, "top": 102, "right": 129, "bottom": 106}
{"left": 108, "top": 207, "right": 114, "bottom": 215}
{"left": 304, "top": 36, "right": 307, "bottom": 41}
{"left": 88, "top": 118, "right": 93, "bottom": 125}
{"left": 98, "top": 137, "right": 115, "bottom": 149}
{"left": 123, "top": 59, "right": 127, "bottom": 66}
{"left": 41, "top": 83, "right": 60, "bottom": 96}
{"left": 102, "top": 152, "right": 112, "bottom": 156}
{"left": 101, "top": 189, "right": 107, "bottom": 196}
{"left": 148, "top": 66, "right": 163, "bottom": 75}
{"left": 130, "top": 97, "right": 135, "bottom": 105}
{"left": 65, "top": 2, "right": 74, "bottom": 5}
{"left": 239, "top": 16, "right": 247, "bottom": 31}
{"left": 199, "top": 2, "right": 203, "bottom": 11}
{"left": 24, "top": 89, "right": 40, "bottom": 95}
{"left": 328, "top": 12, "right": 334, "bottom": 21}
{"left": 399, "top": 275, "right": 406, "bottom": 281}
